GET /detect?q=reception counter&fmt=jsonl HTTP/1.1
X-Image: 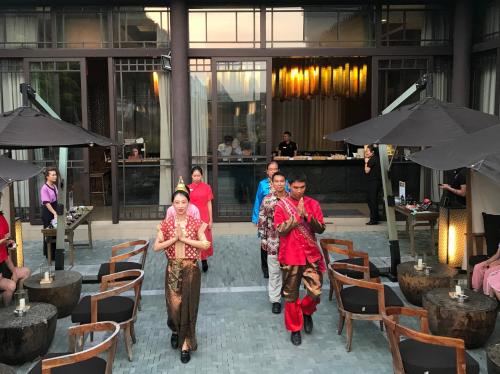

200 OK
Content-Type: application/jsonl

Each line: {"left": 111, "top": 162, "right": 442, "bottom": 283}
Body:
{"left": 275, "top": 158, "right": 421, "bottom": 204}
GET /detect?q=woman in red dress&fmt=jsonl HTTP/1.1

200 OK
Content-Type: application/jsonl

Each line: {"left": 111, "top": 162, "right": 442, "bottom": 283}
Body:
{"left": 188, "top": 166, "right": 214, "bottom": 272}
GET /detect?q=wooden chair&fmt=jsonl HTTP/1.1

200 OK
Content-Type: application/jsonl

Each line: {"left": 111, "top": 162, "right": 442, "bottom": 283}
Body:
{"left": 383, "top": 306, "right": 480, "bottom": 374}
{"left": 71, "top": 270, "right": 144, "bottom": 362}
{"left": 331, "top": 262, "right": 403, "bottom": 352}
{"left": 320, "top": 238, "right": 381, "bottom": 301}
{"left": 27, "top": 321, "right": 120, "bottom": 374}
{"left": 97, "top": 240, "right": 149, "bottom": 283}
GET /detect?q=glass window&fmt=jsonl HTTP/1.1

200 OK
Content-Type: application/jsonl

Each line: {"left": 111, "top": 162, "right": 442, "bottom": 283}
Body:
{"left": 189, "top": 8, "right": 260, "bottom": 48}
{"left": 381, "top": 5, "right": 450, "bottom": 46}
{"left": 190, "top": 59, "right": 212, "bottom": 174}
{"left": 475, "top": 0, "right": 500, "bottom": 42}
{"left": 266, "top": 6, "right": 374, "bottom": 48}
{"left": 378, "top": 58, "right": 429, "bottom": 112}
{"left": 472, "top": 52, "right": 497, "bottom": 115}
{"left": 0, "top": 8, "right": 51, "bottom": 48}
{"left": 56, "top": 10, "right": 109, "bottom": 48}
{"left": 115, "top": 58, "right": 172, "bottom": 211}
{"left": 113, "top": 7, "right": 170, "bottom": 48}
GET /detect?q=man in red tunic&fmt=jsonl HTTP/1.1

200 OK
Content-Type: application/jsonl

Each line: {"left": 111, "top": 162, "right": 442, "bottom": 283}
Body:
{"left": 274, "top": 173, "right": 326, "bottom": 346}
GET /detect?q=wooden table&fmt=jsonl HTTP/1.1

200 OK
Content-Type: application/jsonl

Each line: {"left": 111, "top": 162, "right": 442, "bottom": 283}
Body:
{"left": 397, "top": 261, "right": 457, "bottom": 306}
{"left": 0, "top": 302, "right": 57, "bottom": 364}
{"left": 24, "top": 270, "right": 82, "bottom": 318}
{"left": 423, "top": 288, "right": 498, "bottom": 348}
{"left": 395, "top": 205, "right": 438, "bottom": 257}
{"left": 41, "top": 206, "right": 94, "bottom": 266}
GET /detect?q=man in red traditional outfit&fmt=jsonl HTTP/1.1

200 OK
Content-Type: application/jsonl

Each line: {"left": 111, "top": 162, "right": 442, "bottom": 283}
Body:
{"left": 274, "top": 173, "right": 326, "bottom": 346}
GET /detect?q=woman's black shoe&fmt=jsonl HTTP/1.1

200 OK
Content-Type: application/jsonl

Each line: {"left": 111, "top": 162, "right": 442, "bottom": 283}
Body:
{"left": 180, "top": 350, "right": 191, "bottom": 364}
{"left": 171, "top": 334, "right": 179, "bottom": 349}
{"left": 366, "top": 221, "right": 379, "bottom": 225}
{"left": 202, "top": 260, "right": 208, "bottom": 272}
{"left": 303, "top": 314, "right": 313, "bottom": 334}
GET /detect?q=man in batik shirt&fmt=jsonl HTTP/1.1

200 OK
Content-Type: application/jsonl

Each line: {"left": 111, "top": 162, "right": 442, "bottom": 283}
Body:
{"left": 257, "top": 171, "right": 288, "bottom": 314}
{"left": 274, "top": 173, "right": 326, "bottom": 346}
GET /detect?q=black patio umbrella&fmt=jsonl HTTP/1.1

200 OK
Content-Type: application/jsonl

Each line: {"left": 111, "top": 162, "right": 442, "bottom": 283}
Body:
{"left": 0, "top": 155, "right": 43, "bottom": 189}
{"left": 409, "top": 125, "right": 500, "bottom": 185}
{"left": 0, "top": 107, "right": 115, "bottom": 149}
{"left": 325, "top": 97, "right": 500, "bottom": 146}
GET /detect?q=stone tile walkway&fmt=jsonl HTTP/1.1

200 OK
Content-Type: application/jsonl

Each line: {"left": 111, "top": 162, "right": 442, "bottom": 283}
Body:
{"left": 13, "top": 229, "right": 497, "bottom": 373}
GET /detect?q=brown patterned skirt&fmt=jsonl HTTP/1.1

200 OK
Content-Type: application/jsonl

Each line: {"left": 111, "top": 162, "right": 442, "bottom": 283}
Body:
{"left": 165, "top": 259, "right": 201, "bottom": 351}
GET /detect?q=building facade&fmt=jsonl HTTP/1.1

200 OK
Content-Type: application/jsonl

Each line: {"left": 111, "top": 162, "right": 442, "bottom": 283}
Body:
{"left": 0, "top": 0, "right": 496, "bottom": 222}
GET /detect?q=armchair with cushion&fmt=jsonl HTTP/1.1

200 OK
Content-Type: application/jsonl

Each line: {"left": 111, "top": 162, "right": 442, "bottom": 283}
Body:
{"left": 28, "top": 321, "right": 120, "bottom": 374}
{"left": 331, "top": 262, "right": 403, "bottom": 352}
{"left": 383, "top": 306, "right": 480, "bottom": 374}
{"left": 71, "top": 270, "right": 144, "bottom": 362}
{"left": 320, "top": 238, "right": 381, "bottom": 301}
{"left": 97, "top": 240, "right": 149, "bottom": 283}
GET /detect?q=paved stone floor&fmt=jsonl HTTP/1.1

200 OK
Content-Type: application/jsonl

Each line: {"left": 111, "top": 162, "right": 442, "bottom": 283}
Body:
{"left": 13, "top": 229, "right": 498, "bottom": 373}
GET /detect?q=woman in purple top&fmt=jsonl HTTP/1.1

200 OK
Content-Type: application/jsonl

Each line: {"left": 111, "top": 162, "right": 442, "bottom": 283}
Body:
{"left": 40, "top": 167, "right": 58, "bottom": 259}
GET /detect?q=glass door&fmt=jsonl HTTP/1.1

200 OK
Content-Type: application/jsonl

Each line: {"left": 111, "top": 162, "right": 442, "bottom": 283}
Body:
{"left": 25, "top": 58, "right": 89, "bottom": 223}
{"left": 211, "top": 59, "right": 271, "bottom": 221}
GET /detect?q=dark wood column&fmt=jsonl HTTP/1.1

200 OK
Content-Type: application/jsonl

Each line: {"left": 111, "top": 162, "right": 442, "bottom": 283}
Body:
{"left": 451, "top": 0, "right": 472, "bottom": 106}
{"left": 170, "top": 0, "right": 191, "bottom": 184}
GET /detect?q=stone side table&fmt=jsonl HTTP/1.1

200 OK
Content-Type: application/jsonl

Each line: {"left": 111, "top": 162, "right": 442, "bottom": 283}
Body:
{"left": 423, "top": 288, "right": 498, "bottom": 349}
{"left": 24, "top": 270, "right": 82, "bottom": 318}
{"left": 0, "top": 302, "right": 57, "bottom": 364}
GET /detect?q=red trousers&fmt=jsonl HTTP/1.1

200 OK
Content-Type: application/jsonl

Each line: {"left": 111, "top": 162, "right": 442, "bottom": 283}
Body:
{"left": 281, "top": 262, "right": 322, "bottom": 332}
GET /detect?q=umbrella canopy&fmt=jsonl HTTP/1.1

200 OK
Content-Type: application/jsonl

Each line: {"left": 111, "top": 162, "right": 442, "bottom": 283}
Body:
{"left": 409, "top": 125, "right": 500, "bottom": 184}
{"left": 0, "top": 107, "right": 115, "bottom": 149}
{"left": 325, "top": 97, "right": 500, "bottom": 146}
{"left": 0, "top": 155, "right": 43, "bottom": 189}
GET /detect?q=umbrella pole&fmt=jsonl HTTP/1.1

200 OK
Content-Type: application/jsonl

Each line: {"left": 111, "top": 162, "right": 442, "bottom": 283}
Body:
{"left": 24, "top": 86, "right": 68, "bottom": 270}
{"left": 377, "top": 76, "right": 427, "bottom": 280}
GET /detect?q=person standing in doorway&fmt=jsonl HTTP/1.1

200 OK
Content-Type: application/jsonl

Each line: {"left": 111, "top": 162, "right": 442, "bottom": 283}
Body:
{"left": 277, "top": 131, "right": 298, "bottom": 157}
{"left": 364, "top": 144, "right": 381, "bottom": 225}
{"left": 258, "top": 171, "right": 288, "bottom": 314}
{"left": 188, "top": 166, "right": 214, "bottom": 273}
{"left": 40, "top": 167, "right": 59, "bottom": 260}
{"left": 274, "top": 173, "right": 326, "bottom": 346}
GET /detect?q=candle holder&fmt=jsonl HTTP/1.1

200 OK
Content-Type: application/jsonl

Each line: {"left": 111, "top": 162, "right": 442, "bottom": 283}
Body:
{"left": 39, "top": 261, "right": 54, "bottom": 285}
{"left": 13, "top": 289, "right": 29, "bottom": 316}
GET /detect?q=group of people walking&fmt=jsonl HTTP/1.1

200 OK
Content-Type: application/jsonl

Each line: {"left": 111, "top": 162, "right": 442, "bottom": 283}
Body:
{"left": 153, "top": 161, "right": 326, "bottom": 363}
{"left": 254, "top": 162, "right": 326, "bottom": 345}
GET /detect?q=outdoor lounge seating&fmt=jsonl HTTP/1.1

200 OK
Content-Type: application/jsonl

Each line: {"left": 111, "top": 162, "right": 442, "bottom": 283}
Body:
{"left": 331, "top": 262, "right": 403, "bottom": 352}
{"left": 320, "top": 238, "right": 380, "bottom": 301}
{"left": 27, "top": 321, "right": 120, "bottom": 374}
{"left": 383, "top": 306, "right": 480, "bottom": 374}
{"left": 71, "top": 270, "right": 144, "bottom": 362}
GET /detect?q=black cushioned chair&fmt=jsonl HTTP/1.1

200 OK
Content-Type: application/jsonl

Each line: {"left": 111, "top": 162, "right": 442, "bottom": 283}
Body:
{"left": 28, "top": 321, "right": 120, "bottom": 374}
{"left": 97, "top": 240, "right": 149, "bottom": 283}
{"left": 320, "top": 238, "right": 380, "bottom": 301}
{"left": 71, "top": 270, "right": 144, "bottom": 362}
{"left": 331, "top": 262, "right": 403, "bottom": 352}
{"left": 383, "top": 307, "right": 480, "bottom": 374}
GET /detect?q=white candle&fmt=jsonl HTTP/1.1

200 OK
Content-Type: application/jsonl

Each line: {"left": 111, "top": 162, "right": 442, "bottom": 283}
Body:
{"left": 417, "top": 259, "right": 423, "bottom": 269}
{"left": 455, "top": 285, "right": 462, "bottom": 296}
{"left": 44, "top": 271, "right": 50, "bottom": 281}
{"left": 19, "top": 298, "right": 25, "bottom": 309}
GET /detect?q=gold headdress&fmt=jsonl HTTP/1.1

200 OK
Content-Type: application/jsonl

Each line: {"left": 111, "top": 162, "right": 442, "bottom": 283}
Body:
{"left": 175, "top": 176, "right": 189, "bottom": 194}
